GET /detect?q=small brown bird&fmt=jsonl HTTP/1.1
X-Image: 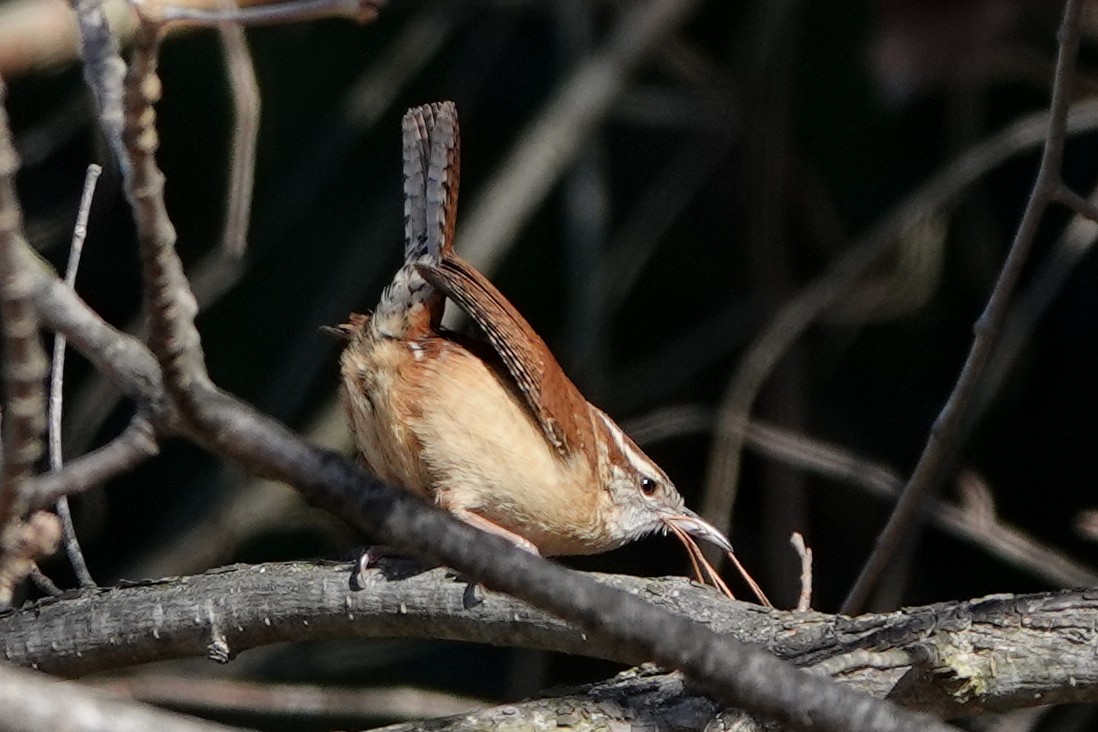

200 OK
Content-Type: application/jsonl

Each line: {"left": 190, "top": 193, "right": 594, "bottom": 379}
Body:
{"left": 339, "top": 102, "right": 756, "bottom": 597}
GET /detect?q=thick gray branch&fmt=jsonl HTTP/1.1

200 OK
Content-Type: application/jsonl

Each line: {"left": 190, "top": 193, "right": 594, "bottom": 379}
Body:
{"left": 2, "top": 561, "right": 1096, "bottom": 719}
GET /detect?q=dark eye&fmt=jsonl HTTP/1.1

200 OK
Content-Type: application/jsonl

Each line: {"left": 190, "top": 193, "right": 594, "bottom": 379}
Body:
{"left": 639, "top": 476, "right": 659, "bottom": 496}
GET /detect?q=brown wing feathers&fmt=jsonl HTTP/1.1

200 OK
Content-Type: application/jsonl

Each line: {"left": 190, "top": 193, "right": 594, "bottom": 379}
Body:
{"left": 418, "top": 257, "right": 594, "bottom": 463}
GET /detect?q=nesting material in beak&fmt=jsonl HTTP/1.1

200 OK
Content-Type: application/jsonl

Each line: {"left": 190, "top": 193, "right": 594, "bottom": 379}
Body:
{"left": 663, "top": 510, "right": 773, "bottom": 608}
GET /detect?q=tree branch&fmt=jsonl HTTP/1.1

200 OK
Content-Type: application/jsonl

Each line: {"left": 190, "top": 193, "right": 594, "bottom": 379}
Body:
{"left": 3, "top": 562, "right": 1097, "bottom": 720}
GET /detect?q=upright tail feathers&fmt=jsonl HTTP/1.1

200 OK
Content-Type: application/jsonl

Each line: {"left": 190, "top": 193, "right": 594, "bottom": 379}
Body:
{"left": 370, "top": 101, "right": 461, "bottom": 340}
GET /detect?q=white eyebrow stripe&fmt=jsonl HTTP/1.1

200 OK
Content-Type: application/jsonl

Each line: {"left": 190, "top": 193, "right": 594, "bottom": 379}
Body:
{"left": 595, "top": 410, "right": 655, "bottom": 475}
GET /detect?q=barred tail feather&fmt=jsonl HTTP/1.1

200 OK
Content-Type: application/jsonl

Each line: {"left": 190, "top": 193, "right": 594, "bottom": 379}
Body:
{"left": 371, "top": 101, "right": 460, "bottom": 340}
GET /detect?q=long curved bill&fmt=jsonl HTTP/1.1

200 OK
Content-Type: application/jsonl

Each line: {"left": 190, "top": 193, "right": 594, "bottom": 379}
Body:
{"left": 662, "top": 508, "right": 732, "bottom": 552}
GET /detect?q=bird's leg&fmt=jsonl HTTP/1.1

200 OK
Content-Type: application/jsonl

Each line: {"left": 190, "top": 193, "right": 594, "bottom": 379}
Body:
{"left": 450, "top": 508, "right": 541, "bottom": 555}
{"left": 442, "top": 507, "right": 540, "bottom": 609}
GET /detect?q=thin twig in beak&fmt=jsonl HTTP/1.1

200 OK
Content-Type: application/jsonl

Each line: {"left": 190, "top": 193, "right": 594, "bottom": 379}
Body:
{"left": 668, "top": 522, "right": 735, "bottom": 600}
{"left": 725, "top": 550, "right": 772, "bottom": 608}
{"left": 664, "top": 511, "right": 773, "bottom": 608}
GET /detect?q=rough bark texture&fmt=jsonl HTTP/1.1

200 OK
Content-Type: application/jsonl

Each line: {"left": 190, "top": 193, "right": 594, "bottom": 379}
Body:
{"left": 3, "top": 561, "right": 1096, "bottom": 722}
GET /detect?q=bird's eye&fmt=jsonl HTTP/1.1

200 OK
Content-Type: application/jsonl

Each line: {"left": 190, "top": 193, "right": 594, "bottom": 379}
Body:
{"left": 639, "top": 476, "right": 659, "bottom": 496}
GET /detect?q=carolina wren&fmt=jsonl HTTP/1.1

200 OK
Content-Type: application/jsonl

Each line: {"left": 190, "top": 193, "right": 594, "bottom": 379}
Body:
{"left": 338, "top": 102, "right": 738, "bottom": 578}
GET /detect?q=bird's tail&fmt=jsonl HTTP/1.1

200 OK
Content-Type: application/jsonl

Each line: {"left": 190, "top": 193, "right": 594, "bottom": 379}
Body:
{"left": 369, "top": 101, "right": 461, "bottom": 340}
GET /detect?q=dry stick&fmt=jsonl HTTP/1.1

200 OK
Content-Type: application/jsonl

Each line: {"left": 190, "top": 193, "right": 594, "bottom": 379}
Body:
{"left": 841, "top": 0, "right": 1087, "bottom": 615}
{"left": 790, "top": 532, "right": 812, "bottom": 612}
{"left": 631, "top": 405, "right": 1098, "bottom": 588}
{"left": 667, "top": 520, "right": 734, "bottom": 599}
{"left": 154, "top": 0, "right": 382, "bottom": 25}
{"left": 0, "top": 76, "right": 49, "bottom": 537}
{"left": 216, "top": 12, "right": 258, "bottom": 257}
{"left": 1055, "top": 185, "right": 1098, "bottom": 224}
{"left": 30, "top": 417, "right": 158, "bottom": 508}
{"left": 458, "top": 0, "right": 700, "bottom": 276}
{"left": 26, "top": 564, "right": 61, "bottom": 595}
{"left": 701, "top": 95, "right": 1098, "bottom": 569}
{"left": 110, "top": 19, "right": 953, "bottom": 732}
{"left": 50, "top": 163, "right": 101, "bottom": 589}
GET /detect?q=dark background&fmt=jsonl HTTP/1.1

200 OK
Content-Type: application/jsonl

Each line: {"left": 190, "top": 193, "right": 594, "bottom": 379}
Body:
{"left": 5, "top": 0, "right": 1098, "bottom": 728}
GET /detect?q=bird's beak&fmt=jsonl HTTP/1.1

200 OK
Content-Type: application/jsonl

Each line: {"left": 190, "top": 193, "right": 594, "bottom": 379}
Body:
{"left": 662, "top": 508, "right": 732, "bottom": 552}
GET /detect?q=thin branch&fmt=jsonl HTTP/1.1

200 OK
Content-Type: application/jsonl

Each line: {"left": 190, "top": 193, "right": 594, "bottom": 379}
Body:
{"left": 216, "top": 10, "right": 258, "bottom": 257}
{"left": 50, "top": 163, "right": 101, "bottom": 589}
{"left": 1054, "top": 184, "right": 1098, "bottom": 224}
{"left": 29, "top": 416, "right": 158, "bottom": 508}
{"left": 26, "top": 563, "right": 62, "bottom": 596}
{"left": 152, "top": 0, "right": 383, "bottom": 25}
{"left": 122, "top": 21, "right": 215, "bottom": 422}
{"left": 841, "top": 0, "right": 1087, "bottom": 614}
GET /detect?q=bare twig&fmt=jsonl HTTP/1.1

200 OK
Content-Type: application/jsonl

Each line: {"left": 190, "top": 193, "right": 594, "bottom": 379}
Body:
{"left": 790, "top": 532, "right": 812, "bottom": 612}
{"left": 26, "top": 563, "right": 62, "bottom": 596}
{"left": 50, "top": 163, "right": 101, "bottom": 589}
{"left": 978, "top": 180, "right": 1098, "bottom": 421}
{"left": 841, "top": 0, "right": 1087, "bottom": 614}
{"left": 216, "top": 8, "right": 258, "bottom": 257}
{"left": 151, "top": 0, "right": 383, "bottom": 25}
{"left": 31, "top": 416, "right": 158, "bottom": 508}
{"left": 1055, "top": 185, "right": 1098, "bottom": 225}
